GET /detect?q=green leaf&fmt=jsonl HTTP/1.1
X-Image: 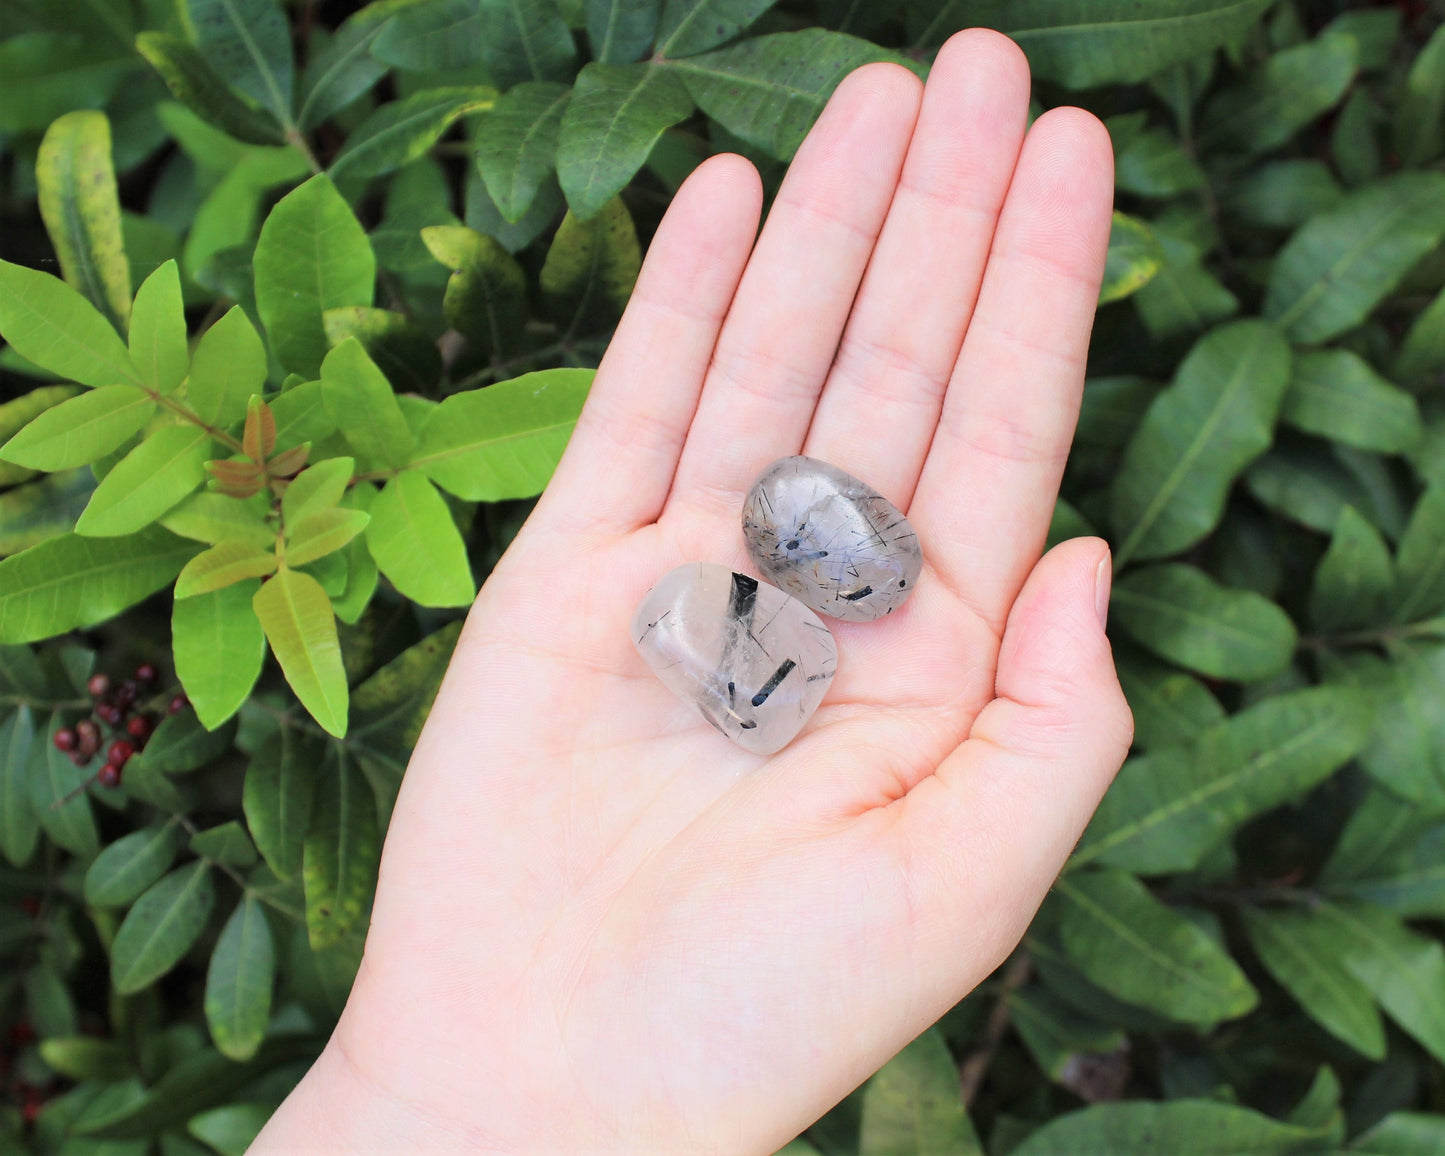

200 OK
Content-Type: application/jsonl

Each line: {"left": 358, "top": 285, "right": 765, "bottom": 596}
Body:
{"left": 0, "top": 527, "right": 197, "bottom": 643}
{"left": 540, "top": 197, "right": 640, "bottom": 333}
{"left": 557, "top": 64, "right": 693, "bottom": 221}
{"left": 412, "top": 368, "right": 592, "bottom": 500}
{"left": 914, "top": 0, "right": 1274, "bottom": 89}
{"left": 296, "top": 4, "right": 394, "bottom": 131}
{"left": 668, "top": 29, "right": 911, "bottom": 160}
{"left": 588, "top": 0, "right": 661, "bottom": 62}
{"left": 1222, "top": 158, "right": 1343, "bottom": 229}
{"left": 1241, "top": 905, "right": 1386, "bottom": 1059}
{"left": 1396, "top": 282, "right": 1445, "bottom": 386}
{"left": 185, "top": 0, "right": 294, "bottom": 124}
{"left": 38, "top": 1036, "right": 131, "bottom": 1081}
{"left": 477, "top": 0, "right": 577, "bottom": 87}
{"left": 1008, "top": 1098, "right": 1328, "bottom": 1156}
{"left": 321, "top": 308, "right": 442, "bottom": 394}
{"left": 349, "top": 621, "right": 461, "bottom": 778}
{"left": 190, "top": 821, "right": 257, "bottom": 868}
{"left": 270, "top": 380, "right": 338, "bottom": 453}
{"left": 0, "top": 469, "right": 96, "bottom": 555}
{"left": 175, "top": 540, "right": 278, "bottom": 599}
{"left": 1111, "top": 320, "right": 1292, "bottom": 565}
{"left": 1054, "top": 868, "right": 1257, "bottom": 1025}
{"left": 0, "top": 258, "right": 139, "bottom": 387}
{"left": 421, "top": 225, "right": 527, "bottom": 359}
{"left": 1113, "top": 126, "right": 1205, "bottom": 199}
{"left": 254, "top": 175, "right": 376, "bottom": 377}
{"left": 319, "top": 338, "right": 413, "bottom": 469}
{"left": 286, "top": 508, "right": 369, "bottom": 567}
{"left": 365, "top": 470, "right": 475, "bottom": 608}
{"left": 858, "top": 1026, "right": 982, "bottom": 1156}
{"left": 131, "top": 711, "right": 238, "bottom": 775}
{"left": 172, "top": 584, "right": 262, "bottom": 734}
{"left": 187, "top": 307, "right": 267, "bottom": 428}
{"left": 1243, "top": 443, "right": 1403, "bottom": 539}
{"left": 0, "top": 385, "right": 155, "bottom": 472}
{"left": 1311, "top": 507, "right": 1395, "bottom": 633}
{"left": 1130, "top": 231, "right": 1238, "bottom": 339}
{"left": 0, "top": 706, "right": 39, "bottom": 868}
{"left": 1350, "top": 1114, "right": 1445, "bottom": 1154}
{"left": 84, "top": 822, "right": 186, "bottom": 907}
{"left": 0, "top": 384, "right": 82, "bottom": 485}
{"left": 135, "top": 33, "right": 285, "bottom": 146}
{"left": 1393, "top": 23, "right": 1445, "bottom": 168}
{"left": 252, "top": 567, "right": 348, "bottom": 737}
{"left": 162, "top": 492, "right": 276, "bottom": 552}
{"left": 244, "top": 727, "right": 320, "bottom": 880}
{"left": 329, "top": 87, "right": 495, "bottom": 182}
{"left": 1311, "top": 900, "right": 1445, "bottom": 1066}
{"left": 0, "top": 34, "right": 134, "bottom": 137}
{"left": 1007, "top": 987, "right": 1126, "bottom": 1083}
{"left": 1333, "top": 643, "right": 1445, "bottom": 808}
{"left": 474, "top": 82, "right": 570, "bottom": 223}
{"left": 204, "top": 894, "right": 275, "bottom": 1062}
{"left": 36, "top": 110, "right": 131, "bottom": 331}
{"left": 129, "top": 261, "right": 189, "bottom": 394}
{"left": 1076, "top": 686, "right": 1370, "bottom": 874}
{"left": 1283, "top": 350, "right": 1422, "bottom": 454}
{"left": 1099, "top": 211, "right": 1164, "bottom": 305}
{"left": 282, "top": 457, "right": 353, "bottom": 526}
{"left": 75, "top": 424, "right": 213, "bottom": 537}
{"left": 1265, "top": 172, "right": 1445, "bottom": 345}
{"left": 1199, "top": 32, "right": 1357, "bottom": 156}
{"left": 658, "top": 0, "right": 778, "bottom": 56}
{"left": 1112, "top": 563, "right": 1297, "bottom": 681}
{"left": 371, "top": 0, "right": 484, "bottom": 71}
{"left": 110, "top": 862, "right": 217, "bottom": 995}
{"left": 188, "top": 1103, "right": 271, "bottom": 1155}
{"left": 1394, "top": 484, "right": 1445, "bottom": 624}
{"left": 303, "top": 748, "right": 379, "bottom": 949}
{"left": 29, "top": 713, "right": 97, "bottom": 856}
{"left": 1115, "top": 647, "right": 1225, "bottom": 751}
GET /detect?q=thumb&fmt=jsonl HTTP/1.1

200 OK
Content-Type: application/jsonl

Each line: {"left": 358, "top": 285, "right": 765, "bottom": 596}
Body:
{"left": 901, "top": 536, "right": 1133, "bottom": 972}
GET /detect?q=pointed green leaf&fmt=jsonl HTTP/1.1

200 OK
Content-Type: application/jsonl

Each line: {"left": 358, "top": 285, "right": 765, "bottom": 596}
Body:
{"left": 0, "top": 527, "right": 198, "bottom": 643}
{"left": 0, "top": 385, "right": 154, "bottom": 472}
{"left": 30, "top": 712, "right": 98, "bottom": 857}
{"left": 1112, "top": 126, "right": 1205, "bottom": 199}
{"left": 476, "top": 0, "right": 576, "bottom": 87}
{"left": 1393, "top": 23, "right": 1445, "bottom": 168}
{"left": 38, "top": 1036, "right": 131, "bottom": 1082}
{"left": 1311, "top": 507, "right": 1395, "bottom": 633}
{"left": 254, "top": 175, "right": 375, "bottom": 377}
{"left": 858, "top": 1026, "right": 982, "bottom": 1156}
{"left": 1284, "top": 350, "right": 1422, "bottom": 454}
{"left": 1397, "top": 282, "right": 1445, "bottom": 387}
{"left": 1009, "top": 1098, "right": 1329, "bottom": 1156}
{"left": 111, "top": 862, "right": 217, "bottom": 994}
{"left": 174, "top": 580, "right": 267, "bottom": 731}
{"left": 131, "top": 711, "right": 238, "bottom": 775}
{"left": 330, "top": 86, "right": 495, "bottom": 182}
{"left": 136, "top": 32, "right": 284, "bottom": 146}
{"left": 1394, "top": 484, "right": 1445, "bottom": 624}
{"left": 540, "top": 197, "right": 640, "bottom": 333}
{"left": 1241, "top": 906, "right": 1386, "bottom": 1059}
{"left": 0, "top": 706, "right": 39, "bottom": 868}
{"left": 658, "top": 0, "right": 778, "bottom": 56}
{"left": 205, "top": 893, "right": 274, "bottom": 1061}
{"left": 1076, "top": 687, "right": 1372, "bottom": 874}
{"left": 1007, "top": 987, "right": 1126, "bottom": 1084}
{"left": 0, "top": 385, "right": 83, "bottom": 485}
{"left": 84, "top": 822, "right": 186, "bottom": 907}
{"left": 1331, "top": 644, "right": 1445, "bottom": 809}
{"left": 1223, "top": 158, "right": 1343, "bottom": 230}
{"left": 1351, "top": 1113, "right": 1445, "bottom": 1155}
{"left": 366, "top": 470, "right": 474, "bottom": 608}
{"left": 190, "top": 821, "right": 257, "bottom": 869}
{"left": 322, "top": 308, "right": 441, "bottom": 394}
{"left": 1055, "top": 868, "right": 1257, "bottom": 1026}
{"left": 282, "top": 457, "right": 354, "bottom": 526}
{"left": 187, "top": 307, "right": 267, "bottom": 428}
{"left": 318, "top": 338, "right": 412, "bottom": 469}
{"left": 253, "top": 568, "right": 348, "bottom": 736}
{"left": 557, "top": 64, "right": 693, "bottom": 221}
{"left": 1130, "top": 231, "right": 1238, "bottom": 338}
{"left": 1114, "top": 647, "right": 1224, "bottom": 751}
{"left": 0, "top": 469, "right": 95, "bottom": 556}
{"left": 296, "top": 3, "right": 394, "bottom": 131}
{"left": 1266, "top": 172, "right": 1445, "bottom": 344}
{"left": 285, "top": 507, "right": 369, "bottom": 568}
{"left": 0, "top": 258, "right": 139, "bottom": 387}
{"left": 588, "top": 0, "right": 661, "bottom": 63}
{"left": 474, "top": 81, "right": 570, "bottom": 223}
{"left": 667, "top": 29, "right": 909, "bottom": 160}
{"left": 162, "top": 491, "right": 276, "bottom": 551}
{"left": 244, "top": 728, "right": 320, "bottom": 881}
{"left": 37, "top": 110, "right": 131, "bottom": 331}
{"left": 76, "top": 425, "right": 213, "bottom": 537}
{"left": 371, "top": 0, "right": 484, "bottom": 71}
{"left": 185, "top": 0, "right": 294, "bottom": 123}
{"left": 422, "top": 225, "right": 527, "bottom": 359}
{"left": 175, "top": 540, "right": 278, "bottom": 598}
{"left": 129, "top": 261, "right": 189, "bottom": 394}
{"left": 1112, "top": 320, "right": 1291, "bottom": 565}
{"left": 303, "top": 748, "right": 379, "bottom": 949}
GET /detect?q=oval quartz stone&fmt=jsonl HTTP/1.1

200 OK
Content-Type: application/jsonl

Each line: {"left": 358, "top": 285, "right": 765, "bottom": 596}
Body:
{"left": 742, "top": 456, "right": 922, "bottom": 622}
{"left": 631, "top": 562, "right": 838, "bottom": 755}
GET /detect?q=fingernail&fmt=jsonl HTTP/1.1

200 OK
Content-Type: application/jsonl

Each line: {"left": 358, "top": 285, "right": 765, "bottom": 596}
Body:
{"left": 1094, "top": 550, "right": 1112, "bottom": 629}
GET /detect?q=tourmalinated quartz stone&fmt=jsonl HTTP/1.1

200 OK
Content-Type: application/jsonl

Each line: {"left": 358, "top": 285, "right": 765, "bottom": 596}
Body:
{"left": 631, "top": 562, "right": 838, "bottom": 755}
{"left": 742, "top": 456, "right": 923, "bottom": 622}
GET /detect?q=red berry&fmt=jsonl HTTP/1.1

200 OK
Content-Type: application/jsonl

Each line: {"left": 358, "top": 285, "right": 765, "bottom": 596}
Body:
{"left": 107, "top": 740, "right": 134, "bottom": 766}
{"left": 134, "top": 662, "right": 158, "bottom": 686}
{"left": 52, "top": 728, "right": 77, "bottom": 752}
{"left": 96, "top": 703, "right": 124, "bottom": 727}
{"left": 125, "top": 714, "right": 154, "bottom": 740}
{"left": 75, "top": 720, "right": 101, "bottom": 756}
{"left": 86, "top": 673, "right": 111, "bottom": 698}
{"left": 168, "top": 693, "right": 190, "bottom": 715}
{"left": 114, "top": 680, "right": 137, "bottom": 707}
{"left": 96, "top": 763, "right": 121, "bottom": 788}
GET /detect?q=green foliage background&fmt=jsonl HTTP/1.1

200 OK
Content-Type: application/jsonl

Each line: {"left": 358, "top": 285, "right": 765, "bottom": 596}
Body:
{"left": 2, "top": 0, "right": 1445, "bottom": 1152}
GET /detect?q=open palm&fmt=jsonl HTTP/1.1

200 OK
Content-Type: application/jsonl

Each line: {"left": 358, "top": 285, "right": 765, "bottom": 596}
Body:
{"left": 256, "top": 29, "right": 1131, "bottom": 1156}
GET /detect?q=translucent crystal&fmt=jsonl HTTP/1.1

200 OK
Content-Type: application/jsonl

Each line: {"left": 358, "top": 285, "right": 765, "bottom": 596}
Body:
{"left": 742, "top": 456, "right": 923, "bottom": 622}
{"left": 631, "top": 562, "right": 838, "bottom": 754}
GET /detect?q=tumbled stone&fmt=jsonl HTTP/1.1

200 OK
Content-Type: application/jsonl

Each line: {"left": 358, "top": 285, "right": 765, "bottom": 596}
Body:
{"left": 742, "top": 456, "right": 923, "bottom": 622}
{"left": 631, "top": 562, "right": 838, "bottom": 755}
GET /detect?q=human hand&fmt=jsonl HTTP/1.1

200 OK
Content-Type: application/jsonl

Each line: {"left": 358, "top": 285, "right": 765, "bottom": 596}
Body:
{"left": 253, "top": 29, "right": 1129, "bottom": 1155}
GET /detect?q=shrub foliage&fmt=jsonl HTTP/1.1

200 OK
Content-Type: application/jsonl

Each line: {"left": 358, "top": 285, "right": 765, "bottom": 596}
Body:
{"left": 1, "top": 0, "right": 1445, "bottom": 1152}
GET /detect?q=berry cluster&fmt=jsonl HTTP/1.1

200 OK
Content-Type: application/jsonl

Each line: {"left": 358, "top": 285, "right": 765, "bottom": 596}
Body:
{"left": 51, "top": 664, "right": 188, "bottom": 788}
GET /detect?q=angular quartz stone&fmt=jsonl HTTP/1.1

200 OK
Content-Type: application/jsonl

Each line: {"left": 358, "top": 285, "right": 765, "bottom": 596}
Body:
{"left": 631, "top": 562, "right": 838, "bottom": 755}
{"left": 742, "top": 456, "right": 923, "bottom": 622}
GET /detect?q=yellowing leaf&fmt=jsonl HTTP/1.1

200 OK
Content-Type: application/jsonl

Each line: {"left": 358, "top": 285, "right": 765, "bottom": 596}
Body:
{"left": 285, "top": 507, "right": 369, "bottom": 567}
{"left": 252, "top": 567, "right": 348, "bottom": 736}
{"left": 175, "top": 539, "right": 279, "bottom": 598}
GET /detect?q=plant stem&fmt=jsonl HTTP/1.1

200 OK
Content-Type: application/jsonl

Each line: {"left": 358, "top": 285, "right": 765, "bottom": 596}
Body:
{"left": 958, "top": 951, "right": 1032, "bottom": 1107}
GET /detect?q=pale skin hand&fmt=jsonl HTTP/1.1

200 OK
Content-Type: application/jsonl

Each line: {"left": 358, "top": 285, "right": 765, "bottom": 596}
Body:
{"left": 253, "top": 30, "right": 1131, "bottom": 1156}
